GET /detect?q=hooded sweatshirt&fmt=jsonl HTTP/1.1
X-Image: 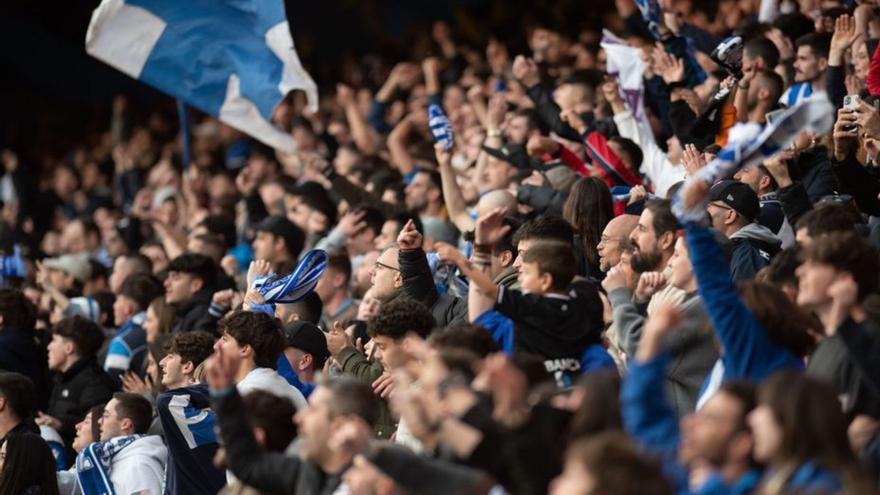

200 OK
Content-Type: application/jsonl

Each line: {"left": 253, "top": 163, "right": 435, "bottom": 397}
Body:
{"left": 237, "top": 367, "right": 308, "bottom": 411}
{"left": 728, "top": 222, "right": 781, "bottom": 282}
{"left": 110, "top": 435, "right": 167, "bottom": 495}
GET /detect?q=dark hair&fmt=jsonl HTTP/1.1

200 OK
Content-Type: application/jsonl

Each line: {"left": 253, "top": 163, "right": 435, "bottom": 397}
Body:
{"left": 199, "top": 215, "right": 237, "bottom": 249}
{"left": 717, "top": 381, "right": 757, "bottom": 433}
{"left": 738, "top": 281, "right": 816, "bottom": 357}
{"left": 220, "top": 311, "right": 284, "bottom": 369}
{"left": 513, "top": 215, "right": 575, "bottom": 246}
{"left": 759, "top": 247, "right": 800, "bottom": 290}
{"left": 167, "top": 331, "right": 216, "bottom": 369}
{"left": 569, "top": 370, "right": 622, "bottom": 439}
{"left": 111, "top": 392, "right": 153, "bottom": 435}
{"left": 493, "top": 216, "right": 521, "bottom": 258}
{"left": 0, "top": 433, "right": 60, "bottom": 495}
{"left": 795, "top": 32, "right": 832, "bottom": 59}
{"left": 286, "top": 292, "right": 323, "bottom": 325}
{"left": 121, "top": 253, "right": 153, "bottom": 278}
{"left": 147, "top": 297, "right": 176, "bottom": 338}
{"left": 88, "top": 259, "right": 108, "bottom": 283}
{"left": 565, "top": 431, "right": 673, "bottom": 495}
{"left": 193, "top": 233, "right": 227, "bottom": 262}
{"left": 608, "top": 136, "right": 644, "bottom": 170}
{"left": 795, "top": 203, "right": 861, "bottom": 238}
{"left": 52, "top": 316, "right": 105, "bottom": 358}
{"left": 522, "top": 241, "right": 577, "bottom": 291}
{"left": 644, "top": 199, "right": 680, "bottom": 237}
{"left": 0, "top": 372, "right": 35, "bottom": 422}
{"left": 563, "top": 177, "right": 614, "bottom": 266}
{"left": 367, "top": 299, "right": 435, "bottom": 340}
{"left": 744, "top": 36, "right": 780, "bottom": 68}
{"left": 241, "top": 390, "right": 298, "bottom": 452}
{"left": 118, "top": 273, "right": 164, "bottom": 311}
{"left": 428, "top": 323, "right": 500, "bottom": 358}
{"left": 754, "top": 69, "right": 785, "bottom": 103}
{"left": 801, "top": 231, "right": 880, "bottom": 300}
{"left": 89, "top": 403, "right": 106, "bottom": 443}
{"left": 759, "top": 372, "right": 870, "bottom": 492}
{"left": 326, "top": 254, "right": 352, "bottom": 286}
{"left": 353, "top": 205, "right": 386, "bottom": 237}
{"left": 321, "top": 375, "right": 381, "bottom": 427}
{"left": 166, "top": 253, "right": 217, "bottom": 289}
{"left": 0, "top": 288, "right": 37, "bottom": 330}
{"left": 512, "top": 108, "right": 549, "bottom": 135}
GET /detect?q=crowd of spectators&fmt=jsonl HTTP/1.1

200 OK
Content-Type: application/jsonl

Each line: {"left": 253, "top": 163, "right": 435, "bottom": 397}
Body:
{"left": 3, "top": 0, "right": 880, "bottom": 493}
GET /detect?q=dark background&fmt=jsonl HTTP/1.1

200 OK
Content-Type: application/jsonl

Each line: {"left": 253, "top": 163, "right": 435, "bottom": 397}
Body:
{"left": 0, "top": 0, "right": 616, "bottom": 159}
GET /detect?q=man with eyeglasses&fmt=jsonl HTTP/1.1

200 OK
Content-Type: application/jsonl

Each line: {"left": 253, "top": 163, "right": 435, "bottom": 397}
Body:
{"left": 706, "top": 180, "right": 781, "bottom": 282}
{"left": 597, "top": 215, "right": 639, "bottom": 273}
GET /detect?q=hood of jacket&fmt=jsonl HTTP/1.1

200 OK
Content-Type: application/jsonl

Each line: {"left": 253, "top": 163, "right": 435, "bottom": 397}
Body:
{"left": 114, "top": 435, "right": 167, "bottom": 466}
{"left": 730, "top": 222, "right": 781, "bottom": 249}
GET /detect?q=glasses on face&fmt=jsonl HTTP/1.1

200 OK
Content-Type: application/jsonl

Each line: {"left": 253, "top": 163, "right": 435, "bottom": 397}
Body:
{"left": 600, "top": 235, "right": 625, "bottom": 244}
{"left": 708, "top": 202, "right": 733, "bottom": 212}
{"left": 374, "top": 261, "right": 400, "bottom": 272}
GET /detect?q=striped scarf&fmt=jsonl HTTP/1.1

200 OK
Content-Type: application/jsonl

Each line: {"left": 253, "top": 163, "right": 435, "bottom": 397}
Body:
{"left": 249, "top": 249, "right": 328, "bottom": 315}
{"left": 76, "top": 435, "right": 142, "bottom": 495}
{"left": 673, "top": 97, "right": 834, "bottom": 225}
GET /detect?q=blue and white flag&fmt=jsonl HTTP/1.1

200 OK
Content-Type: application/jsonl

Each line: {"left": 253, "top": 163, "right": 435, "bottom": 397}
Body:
{"left": 85, "top": 0, "right": 317, "bottom": 153}
{"left": 673, "top": 97, "right": 835, "bottom": 225}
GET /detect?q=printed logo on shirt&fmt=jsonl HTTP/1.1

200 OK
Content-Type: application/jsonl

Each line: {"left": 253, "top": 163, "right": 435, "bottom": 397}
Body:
{"left": 545, "top": 358, "right": 581, "bottom": 388}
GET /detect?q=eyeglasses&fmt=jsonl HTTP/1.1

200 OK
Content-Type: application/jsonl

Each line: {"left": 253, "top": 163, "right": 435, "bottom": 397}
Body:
{"left": 374, "top": 260, "right": 400, "bottom": 272}
{"left": 600, "top": 235, "right": 626, "bottom": 244}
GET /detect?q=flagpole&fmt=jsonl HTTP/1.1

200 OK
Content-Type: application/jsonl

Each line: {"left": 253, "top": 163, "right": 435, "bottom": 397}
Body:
{"left": 177, "top": 99, "right": 191, "bottom": 170}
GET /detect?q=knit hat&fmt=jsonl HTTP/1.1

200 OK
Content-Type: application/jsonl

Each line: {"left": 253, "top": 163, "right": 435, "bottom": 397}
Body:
{"left": 64, "top": 297, "right": 102, "bottom": 323}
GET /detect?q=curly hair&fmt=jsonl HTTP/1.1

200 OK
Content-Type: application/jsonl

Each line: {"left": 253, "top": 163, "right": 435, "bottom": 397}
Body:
{"left": 366, "top": 299, "right": 435, "bottom": 340}
{"left": 167, "top": 330, "right": 215, "bottom": 369}
{"left": 219, "top": 311, "right": 284, "bottom": 369}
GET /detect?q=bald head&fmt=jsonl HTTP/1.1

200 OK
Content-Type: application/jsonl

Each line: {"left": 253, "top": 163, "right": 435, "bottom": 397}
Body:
{"left": 597, "top": 215, "right": 639, "bottom": 272}
{"left": 476, "top": 190, "right": 517, "bottom": 219}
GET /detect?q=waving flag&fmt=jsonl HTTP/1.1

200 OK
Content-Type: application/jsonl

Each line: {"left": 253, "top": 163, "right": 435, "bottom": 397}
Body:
{"left": 85, "top": 0, "right": 317, "bottom": 152}
{"left": 601, "top": 30, "right": 653, "bottom": 142}
{"left": 673, "top": 96, "right": 835, "bottom": 225}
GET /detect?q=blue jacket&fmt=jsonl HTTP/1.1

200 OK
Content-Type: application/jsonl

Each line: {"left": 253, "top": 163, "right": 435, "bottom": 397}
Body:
{"left": 622, "top": 353, "right": 762, "bottom": 495}
{"left": 686, "top": 224, "right": 803, "bottom": 407}
{"left": 277, "top": 354, "right": 317, "bottom": 399}
{"left": 157, "top": 384, "right": 226, "bottom": 495}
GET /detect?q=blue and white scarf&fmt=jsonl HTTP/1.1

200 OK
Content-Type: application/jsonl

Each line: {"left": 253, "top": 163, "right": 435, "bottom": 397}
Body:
{"left": 429, "top": 103, "right": 454, "bottom": 151}
{"left": 673, "top": 97, "right": 835, "bottom": 225}
{"left": 76, "top": 435, "right": 142, "bottom": 495}
{"left": 249, "top": 249, "right": 328, "bottom": 315}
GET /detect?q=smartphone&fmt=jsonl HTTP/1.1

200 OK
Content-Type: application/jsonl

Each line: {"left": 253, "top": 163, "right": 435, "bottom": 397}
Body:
{"left": 844, "top": 95, "right": 860, "bottom": 132}
{"left": 844, "top": 94, "right": 861, "bottom": 110}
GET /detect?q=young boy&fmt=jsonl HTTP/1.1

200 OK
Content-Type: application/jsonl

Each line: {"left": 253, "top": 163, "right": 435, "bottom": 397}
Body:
{"left": 473, "top": 240, "right": 604, "bottom": 387}
{"left": 156, "top": 331, "right": 226, "bottom": 495}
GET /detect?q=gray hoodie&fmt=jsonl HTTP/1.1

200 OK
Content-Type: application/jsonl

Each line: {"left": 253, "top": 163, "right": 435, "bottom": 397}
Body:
{"left": 728, "top": 222, "right": 781, "bottom": 282}
{"left": 609, "top": 288, "right": 719, "bottom": 417}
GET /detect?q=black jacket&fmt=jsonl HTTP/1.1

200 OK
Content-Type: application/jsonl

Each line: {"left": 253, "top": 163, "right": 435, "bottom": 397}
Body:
{"left": 47, "top": 357, "right": 115, "bottom": 445}
{"left": 172, "top": 289, "right": 213, "bottom": 334}
{"left": 399, "top": 248, "right": 468, "bottom": 327}
{"left": 215, "top": 387, "right": 346, "bottom": 495}
{"left": 0, "top": 326, "right": 50, "bottom": 409}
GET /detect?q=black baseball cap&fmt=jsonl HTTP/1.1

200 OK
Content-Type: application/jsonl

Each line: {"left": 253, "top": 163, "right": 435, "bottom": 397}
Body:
{"left": 254, "top": 215, "right": 305, "bottom": 258}
{"left": 283, "top": 321, "right": 330, "bottom": 368}
{"left": 709, "top": 180, "right": 760, "bottom": 222}
{"left": 481, "top": 143, "right": 542, "bottom": 170}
